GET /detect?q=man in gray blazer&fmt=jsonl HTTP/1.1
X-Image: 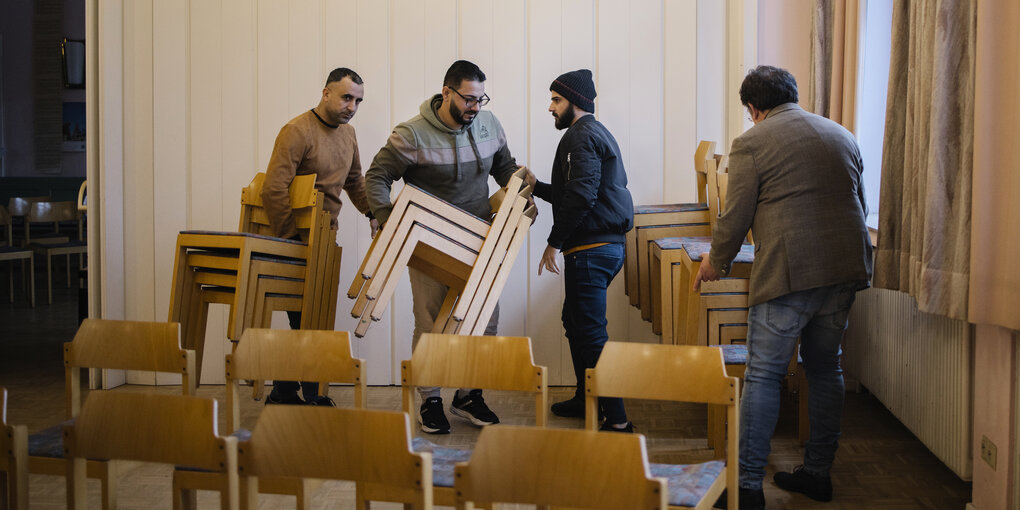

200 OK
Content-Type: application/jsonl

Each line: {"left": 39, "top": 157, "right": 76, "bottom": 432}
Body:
{"left": 696, "top": 65, "right": 873, "bottom": 510}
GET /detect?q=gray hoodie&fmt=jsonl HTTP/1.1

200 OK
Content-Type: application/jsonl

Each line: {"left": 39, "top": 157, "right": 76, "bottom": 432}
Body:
{"left": 365, "top": 95, "right": 519, "bottom": 225}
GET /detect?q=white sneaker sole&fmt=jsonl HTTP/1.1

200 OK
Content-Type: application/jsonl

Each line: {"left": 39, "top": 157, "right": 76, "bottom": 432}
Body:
{"left": 450, "top": 405, "right": 497, "bottom": 427}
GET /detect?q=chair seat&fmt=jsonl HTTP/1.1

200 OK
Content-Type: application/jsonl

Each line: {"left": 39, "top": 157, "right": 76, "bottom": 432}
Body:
{"left": 30, "top": 240, "right": 87, "bottom": 250}
{"left": 0, "top": 246, "right": 33, "bottom": 258}
{"left": 180, "top": 230, "right": 307, "bottom": 246}
{"left": 650, "top": 460, "right": 726, "bottom": 507}
{"left": 28, "top": 420, "right": 74, "bottom": 458}
{"left": 635, "top": 203, "right": 708, "bottom": 214}
{"left": 412, "top": 436, "right": 472, "bottom": 487}
{"left": 175, "top": 429, "right": 253, "bottom": 473}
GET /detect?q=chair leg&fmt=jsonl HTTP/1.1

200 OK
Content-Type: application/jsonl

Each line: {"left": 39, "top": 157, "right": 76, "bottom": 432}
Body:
{"left": 28, "top": 257, "right": 35, "bottom": 308}
{"left": 6, "top": 261, "right": 12, "bottom": 303}
{"left": 46, "top": 255, "right": 53, "bottom": 305}
{"left": 65, "top": 254, "right": 72, "bottom": 289}
{"left": 100, "top": 460, "right": 118, "bottom": 510}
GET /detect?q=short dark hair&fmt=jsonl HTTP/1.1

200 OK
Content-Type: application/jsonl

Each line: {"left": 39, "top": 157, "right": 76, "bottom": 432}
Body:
{"left": 326, "top": 67, "right": 363, "bottom": 87}
{"left": 739, "top": 65, "right": 798, "bottom": 110}
{"left": 443, "top": 60, "right": 486, "bottom": 89}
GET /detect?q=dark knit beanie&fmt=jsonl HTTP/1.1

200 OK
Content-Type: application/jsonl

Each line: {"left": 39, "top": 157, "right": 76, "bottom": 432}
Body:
{"left": 550, "top": 69, "right": 596, "bottom": 113}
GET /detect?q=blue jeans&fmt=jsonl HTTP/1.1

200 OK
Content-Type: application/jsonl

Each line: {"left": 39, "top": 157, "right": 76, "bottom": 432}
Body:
{"left": 739, "top": 282, "right": 858, "bottom": 489}
{"left": 562, "top": 242, "right": 627, "bottom": 425}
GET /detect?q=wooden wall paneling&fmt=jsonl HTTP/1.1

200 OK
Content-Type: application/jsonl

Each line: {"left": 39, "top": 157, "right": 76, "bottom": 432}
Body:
{"left": 152, "top": 0, "right": 189, "bottom": 386}
{"left": 97, "top": 0, "right": 127, "bottom": 388}
{"left": 663, "top": 0, "right": 698, "bottom": 204}
{"left": 190, "top": 0, "right": 227, "bottom": 384}
{"left": 123, "top": 0, "right": 157, "bottom": 386}
{"left": 256, "top": 0, "right": 290, "bottom": 174}
{"left": 353, "top": 0, "right": 396, "bottom": 384}
{"left": 423, "top": 0, "right": 458, "bottom": 91}
{"left": 696, "top": 0, "right": 727, "bottom": 151}
{"left": 489, "top": 0, "right": 529, "bottom": 337}
{"left": 458, "top": 0, "right": 495, "bottom": 86}
{"left": 725, "top": 0, "right": 756, "bottom": 148}
{"left": 527, "top": 0, "right": 567, "bottom": 384}
{"left": 220, "top": 0, "right": 258, "bottom": 248}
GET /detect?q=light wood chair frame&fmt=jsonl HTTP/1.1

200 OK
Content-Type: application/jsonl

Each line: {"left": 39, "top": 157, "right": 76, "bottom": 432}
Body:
{"left": 1, "top": 388, "right": 29, "bottom": 510}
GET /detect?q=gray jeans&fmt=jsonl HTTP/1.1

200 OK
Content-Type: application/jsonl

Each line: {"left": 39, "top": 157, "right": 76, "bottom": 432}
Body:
{"left": 409, "top": 267, "right": 499, "bottom": 400}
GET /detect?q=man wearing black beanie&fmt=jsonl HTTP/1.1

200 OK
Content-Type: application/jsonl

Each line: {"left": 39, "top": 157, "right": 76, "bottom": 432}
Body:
{"left": 526, "top": 69, "right": 635, "bottom": 431}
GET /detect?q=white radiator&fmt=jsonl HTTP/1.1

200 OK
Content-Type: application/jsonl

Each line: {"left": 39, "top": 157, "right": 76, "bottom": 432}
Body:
{"left": 844, "top": 287, "right": 973, "bottom": 480}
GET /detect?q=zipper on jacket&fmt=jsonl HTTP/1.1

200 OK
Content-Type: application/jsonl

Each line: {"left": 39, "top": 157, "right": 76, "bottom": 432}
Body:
{"left": 566, "top": 152, "right": 572, "bottom": 181}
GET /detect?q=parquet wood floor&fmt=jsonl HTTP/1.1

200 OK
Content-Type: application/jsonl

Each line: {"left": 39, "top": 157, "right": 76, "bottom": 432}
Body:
{"left": 0, "top": 270, "right": 970, "bottom": 509}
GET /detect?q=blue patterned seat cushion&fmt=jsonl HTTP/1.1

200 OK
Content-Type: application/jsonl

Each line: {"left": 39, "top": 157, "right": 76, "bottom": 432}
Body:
{"left": 653, "top": 235, "right": 713, "bottom": 251}
{"left": 715, "top": 344, "right": 803, "bottom": 365}
{"left": 175, "top": 429, "right": 251, "bottom": 472}
{"left": 635, "top": 203, "right": 708, "bottom": 214}
{"left": 28, "top": 420, "right": 75, "bottom": 458}
{"left": 412, "top": 437, "right": 472, "bottom": 488}
{"left": 680, "top": 239, "right": 755, "bottom": 264}
{"left": 650, "top": 460, "right": 726, "bottom": 506}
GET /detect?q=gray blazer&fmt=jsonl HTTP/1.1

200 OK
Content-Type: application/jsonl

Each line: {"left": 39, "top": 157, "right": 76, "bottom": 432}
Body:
{"left": 709, "top": 103, "right": 873, "bottom": 306}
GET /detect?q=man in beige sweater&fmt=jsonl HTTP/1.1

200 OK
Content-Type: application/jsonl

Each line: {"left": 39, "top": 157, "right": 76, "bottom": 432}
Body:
{"left": 261, "top": 67, "right": 377, "bottom": 406}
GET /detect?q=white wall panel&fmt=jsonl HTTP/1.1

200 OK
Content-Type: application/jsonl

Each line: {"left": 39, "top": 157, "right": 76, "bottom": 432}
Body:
{"left": 96, "top": 0, "right": 754, "bottom": 387}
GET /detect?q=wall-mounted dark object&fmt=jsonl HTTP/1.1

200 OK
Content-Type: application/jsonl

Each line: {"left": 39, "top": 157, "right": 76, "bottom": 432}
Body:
{"left": 62, "top": 38, "right": 85, "bottom": 89}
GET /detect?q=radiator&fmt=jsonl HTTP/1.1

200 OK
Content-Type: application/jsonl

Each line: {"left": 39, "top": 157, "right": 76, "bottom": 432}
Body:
{"left": 844, "top": 287, "right": 973, "bottom": 480}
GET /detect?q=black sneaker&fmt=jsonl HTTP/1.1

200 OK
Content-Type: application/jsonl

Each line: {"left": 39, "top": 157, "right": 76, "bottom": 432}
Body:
{"left": 304, "top": 395, "right": 336, "bottom": 407}
{"left": 713, "top": 487, "right": 766, "bottom": 510}
{"left": 418, "top": 397, "right": 451, "bottom": 434}
{"left": 265, "top": 390, "right": 304, "bottom": 405}
{"left": 773, "top": 465, "right": 832, "bottom": 502}
{"left": 599, "top": 421, "right": 634, "bottom": 433}
{"left": 551, "top": 397, "right": 585, "bottom": 418}
{"left": 450, "top": 389, "right": 500, "bottom": 426}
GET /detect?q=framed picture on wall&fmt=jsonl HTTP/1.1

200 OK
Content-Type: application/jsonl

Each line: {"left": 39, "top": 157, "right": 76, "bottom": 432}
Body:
{"left": 62, "top": 38, "right": 85, "bottom": 89}
{"left": 63, "top": 102, "right": 86, "bottom": 152}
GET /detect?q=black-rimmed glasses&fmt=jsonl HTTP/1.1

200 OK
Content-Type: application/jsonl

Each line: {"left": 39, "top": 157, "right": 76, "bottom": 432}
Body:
{"left": 450, "top": 88, "right": 490, "bottom": 107}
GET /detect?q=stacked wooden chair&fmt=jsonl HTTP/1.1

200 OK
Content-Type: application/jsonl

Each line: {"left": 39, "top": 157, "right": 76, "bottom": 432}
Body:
{"left": 348, "top": 166, "right": 535, "bottom": 337}
{"left": 626, "top": 141, "right": 718, "bottom": 322}
{"left": 173, "top": 328, "right": 366, "bottom": 508}
{"left": 22, "top": 319, "right": 196, "bottom": 509}
{"left": 168, "top": 173, "right": 342, "bottom": 381}
{"left": 584, "top": 341, "right": 740, "bottom": 509}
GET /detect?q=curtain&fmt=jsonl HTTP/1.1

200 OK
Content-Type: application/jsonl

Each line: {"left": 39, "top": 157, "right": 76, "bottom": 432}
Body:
{"left": 874, "top": 1, "right": 975, "bottom": 321}
{"left": 809, "top": 0, "right": 860, "bottom": 131}
{"left": 968, "top": 1, "right": 1020, "bottom": 331}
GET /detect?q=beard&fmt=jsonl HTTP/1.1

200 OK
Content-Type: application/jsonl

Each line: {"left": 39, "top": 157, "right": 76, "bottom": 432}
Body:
{"left": 449, "top": 101, "right": 477, "bottom": 126}
{"left": 553, "top": 105, "right": 575, "bottom": 130}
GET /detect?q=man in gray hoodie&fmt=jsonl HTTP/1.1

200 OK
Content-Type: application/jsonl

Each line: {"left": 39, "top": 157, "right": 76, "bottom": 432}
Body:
{"left": 365, "top": 60, "right": 521, "bottom": 434}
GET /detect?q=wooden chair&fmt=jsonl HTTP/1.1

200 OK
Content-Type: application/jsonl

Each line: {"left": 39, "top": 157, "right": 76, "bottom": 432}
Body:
{"left": 26, "top": 319, "right": 195, "bottom": 509}
{"left": 173, "top": 328, "right": 366, "bottom": 510}
{"left": 26, "top": 201, "right": 86, "bottom": 305}
{"left": 64, "top": 392, "right": 237, "bottom": 510}
{"left": 453, "top": 425, "right": 667, "bottom": 510}
{"left": 359, "top": 332, "right": 547, "bottom": 508}
{"left": 169, "top": 173, "right": 339, "bottom": 382}
{"left": 7, "top": 197, "right": 69, "bottom": 247}
{"left": 585, "top": 342, "right": 739, "bottom": 509}
{"left": 239, "top": 405, "right": 434, "bottom": 509}
{"left": 0, "top": 206, "right": 34, "bottom": 306}
{"left": 1, "top": 388, "right": 28, "bottom": 510}
{"left": 626, "top": 141, "right": 718, "bottom": 305}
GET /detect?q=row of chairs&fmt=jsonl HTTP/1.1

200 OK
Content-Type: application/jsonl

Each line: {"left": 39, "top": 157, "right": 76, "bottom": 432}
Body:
{"left": 1, "top": 198, "right": 88, "bottom": 306}
{"left": 0, "top": 319, "right": 740, "bottom": 509}
{"left": 348, "top": 166, "right": 536, "bottom": 337}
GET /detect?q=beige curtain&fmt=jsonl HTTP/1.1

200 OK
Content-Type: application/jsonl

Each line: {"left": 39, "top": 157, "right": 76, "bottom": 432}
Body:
{"left": 809, "top": 0, "right": 860, "bottom": 131}
{"left": 969, "top": 1, "right": 1020, "bottom": 331}
{"left": 874, "top": 1, "right": 975, "bottom": 321}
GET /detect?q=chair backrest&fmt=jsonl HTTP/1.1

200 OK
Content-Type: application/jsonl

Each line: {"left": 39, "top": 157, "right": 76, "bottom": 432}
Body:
{"left": 25, "top": 201, "right": 80, "bottom": 243}
{"left": 225, "top": 328, "right": 366, "bottom": 431}
{"left": 77, "top": 181, "right": 87, "bottom": 213}
{"left": 453, "top": 425, "right": 666, "bottom": 509}
{"left": 693, "top": 140, "right": 722, "bottom": 204}
{"left": 1, "top": 386, "right": 29, "bottom": 510}
{"left": 64, "top": 392, "right": 237, "bottom": 508}
{"left": 238, "top": 405, "right": 432, "bottom": 507}
{"left": 64, "top": 319, "right": 196, "bottom": 418}
{"left": 709, "top": 158, "right": 753, "bottom": 243}
{"left": 238, "top": 172, "right": 321, "bottom": 238}
{"left": 402, "top": 333, "right": 548, "bottom": 426}
{"left": 0, "top": 205, "right": 11, "bottom": 246}
{"left": 6, "top": 197, "right": 48, "bottom": 217}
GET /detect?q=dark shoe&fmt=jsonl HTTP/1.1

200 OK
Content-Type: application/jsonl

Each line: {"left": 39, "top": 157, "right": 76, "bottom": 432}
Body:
{"left": 450, "top": 390, "right": 500, "bottom": 426}
{"left": 713, "top": 487, "right": 766, "bottom": 510}
{"left": 551, "top": 397, "right": 585, "bottom": 418}
{"left": 773, "top": 465, "right": 832, "bottom": 502}
{"left": 418, "top": 397, "right": 451, "bottom": 434}
{"left": 599, "top": 421, "right": 634, "bottom": 433}
{"left": 265, "top": 390, "right": 304, "bottom": 405}
{"left": 304, "top": 395, "right": 336, "bottom": 407}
